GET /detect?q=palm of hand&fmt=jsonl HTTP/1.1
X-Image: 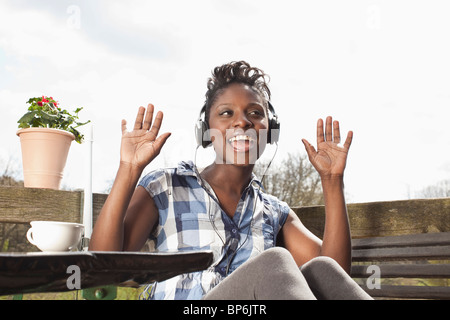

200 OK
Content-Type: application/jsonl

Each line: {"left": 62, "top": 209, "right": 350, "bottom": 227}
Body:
{"left": 302, "top": 117, "right": 353, "bottom": 179}
{"left": 121, "top": 131, "right": 158, "bottom": 167}
{"left": 312, "top": 141, "right": 349, "bottom": 177}
{"left": 120, "top": 105, "right": 171, "bottom": 170}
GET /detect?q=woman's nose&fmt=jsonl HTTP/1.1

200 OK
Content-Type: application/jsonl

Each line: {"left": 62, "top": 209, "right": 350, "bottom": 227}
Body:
{"left": 232, "top": 112, "right": 252, "bottom": 128}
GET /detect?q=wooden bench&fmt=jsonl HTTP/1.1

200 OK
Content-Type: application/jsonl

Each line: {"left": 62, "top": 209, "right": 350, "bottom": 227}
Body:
{"left": 350, "top": 231, "right": 450, "bottom": 299}
{"left": 294, "top": 198, "right": 450, "bottom": 300}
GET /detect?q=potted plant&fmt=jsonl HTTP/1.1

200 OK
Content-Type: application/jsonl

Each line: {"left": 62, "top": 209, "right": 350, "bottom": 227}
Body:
{"left": 16, "top": 96, "right": 90, "bottom": 189}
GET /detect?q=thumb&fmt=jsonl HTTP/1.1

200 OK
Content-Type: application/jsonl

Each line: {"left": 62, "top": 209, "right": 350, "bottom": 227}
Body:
{"left": 302, "top": 139, "right": 316, "bottom": 159}
{"left": 152, "top": 132, "right": 172, "bottom": 152}
{"left": 121, "top": 119, "right": 127, "bottom": 134}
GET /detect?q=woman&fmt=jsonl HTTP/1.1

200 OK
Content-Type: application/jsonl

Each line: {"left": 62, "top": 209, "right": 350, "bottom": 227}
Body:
{"left": 89, "top": 61, "right": 372, "bottom": 300}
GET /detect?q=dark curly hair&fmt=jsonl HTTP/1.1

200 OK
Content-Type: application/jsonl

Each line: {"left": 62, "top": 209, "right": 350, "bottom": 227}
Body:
{"left": 203, "top": 61, "right": 271, "bottom": 123}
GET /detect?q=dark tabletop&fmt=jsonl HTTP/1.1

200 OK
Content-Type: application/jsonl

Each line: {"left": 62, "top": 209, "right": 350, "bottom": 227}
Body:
{"left": 0, "top": 250, "right": 213, "bottom": 295}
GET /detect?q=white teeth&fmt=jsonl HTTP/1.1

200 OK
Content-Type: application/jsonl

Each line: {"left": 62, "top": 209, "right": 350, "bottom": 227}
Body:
{"left": 229, "top": 135, "right": 253, "bottom": 143}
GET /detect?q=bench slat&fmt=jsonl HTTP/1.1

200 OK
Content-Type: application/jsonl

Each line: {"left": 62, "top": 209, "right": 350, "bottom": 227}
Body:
{"left": 352, "top": 231, "right": 450, "bottom": 250}
{"left": 351, "top": 232, "right": 450, "bottom": 299}
{"left": 361, "top": 285, "right": 450, "bottom": 300}
{"left": 352, "top": 245, "right": 450, "bottom": 261}
{"left": 351, "top": 264, "right": 450, "bottom": 278}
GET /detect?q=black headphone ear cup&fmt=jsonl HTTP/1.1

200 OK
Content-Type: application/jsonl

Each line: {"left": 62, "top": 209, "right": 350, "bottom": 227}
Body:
{"left": 195, "top": 104, "right": 212, "bottom": 148}
{"left": 266, "top": 101, "right": 280, "bottom": 144}
{"left": 268, "top": 117, "right": 280, "bottom": 144}
{"left": 201, "top": 121, "right": 212, "bottom": 148}
{"left": 195, "top": 119, "right": 212, "bottom": 148}
{"left": 195, "top": 119, "right": 203, "bottom": 147}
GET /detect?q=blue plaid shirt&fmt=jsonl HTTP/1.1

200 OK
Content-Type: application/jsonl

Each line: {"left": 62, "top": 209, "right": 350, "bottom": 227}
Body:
{"left": 138, "top": 161, "right": 290, "bottom": 300}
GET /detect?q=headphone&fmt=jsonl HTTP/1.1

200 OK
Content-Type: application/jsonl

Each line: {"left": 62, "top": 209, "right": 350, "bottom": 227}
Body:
{"left": 195, "top": 101, "right": 280, "bottom": 148}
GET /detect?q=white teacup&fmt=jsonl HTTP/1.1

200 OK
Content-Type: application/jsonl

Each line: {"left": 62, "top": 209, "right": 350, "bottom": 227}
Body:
{"left": 26, "top": 221, "right": 85, "bottom": 252}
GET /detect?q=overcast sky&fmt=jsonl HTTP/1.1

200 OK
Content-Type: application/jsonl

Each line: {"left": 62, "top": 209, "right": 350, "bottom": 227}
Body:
{"left": 1, "top": 0, "right": 449, "bottom": 204}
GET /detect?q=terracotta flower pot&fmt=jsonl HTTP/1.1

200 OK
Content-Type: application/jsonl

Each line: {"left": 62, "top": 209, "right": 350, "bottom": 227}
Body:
{"left": 17, "top": 128, "right": 75, "bottom": 190}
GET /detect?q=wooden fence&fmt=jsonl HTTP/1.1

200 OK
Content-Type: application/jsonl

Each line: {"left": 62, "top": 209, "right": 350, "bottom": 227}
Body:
{"left": 1, "top": 185, "right": 450, "bottom": 240}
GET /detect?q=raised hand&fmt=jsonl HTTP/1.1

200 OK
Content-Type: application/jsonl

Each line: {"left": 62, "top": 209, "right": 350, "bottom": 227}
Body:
{"left": 120, "top": 104, "right": 171, "bottom": 170}
{"left": 302, "top": 116, "right": 353, "bottom": 179}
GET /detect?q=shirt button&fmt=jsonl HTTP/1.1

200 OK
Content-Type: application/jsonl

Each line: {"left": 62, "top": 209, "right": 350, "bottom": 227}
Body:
{"left": 231, "top": 228, "right": 237, "bottom": 234}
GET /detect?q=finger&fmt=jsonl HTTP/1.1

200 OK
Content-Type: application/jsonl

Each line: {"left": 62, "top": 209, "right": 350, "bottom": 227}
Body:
{"left": 148, "top": 111, "right": 164, "bottom": 140}
{"left": 325, "top": 116, "right": 332, "bottom": 141}
{"left": 343, "top": 131, "right": 353, "bottom": 150}
{"left": 316, "top": 119, "right": 325, "bottom": 144}
{"left": 142, "top": 104, "right": 154, "bottom": 131}
{"left": 333, "top": 120, "right": 341, "bottom": 144}
{"left": 133, "top": 106, "right": 145, "bottom": 130}
{"left": 121, "top": 119, "right": 127, "bottom": 134}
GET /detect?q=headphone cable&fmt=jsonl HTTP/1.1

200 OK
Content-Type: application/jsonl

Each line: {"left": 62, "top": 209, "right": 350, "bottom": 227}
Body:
{"left": 224, "top": 142, "right": 278, "bottom": 274}
{"left": 194, "top": 141, "right": 279, "bottom": 276}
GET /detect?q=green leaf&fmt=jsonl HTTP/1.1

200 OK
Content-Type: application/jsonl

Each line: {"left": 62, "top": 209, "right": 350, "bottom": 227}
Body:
{"left": 39, "top": 110, "right": 58, "bottom": 122}
{"left": 72, "top": 119, "right": 91, "bottom": 128}
{"left": 17, "top": 111, "right": 37, "bottom": 125}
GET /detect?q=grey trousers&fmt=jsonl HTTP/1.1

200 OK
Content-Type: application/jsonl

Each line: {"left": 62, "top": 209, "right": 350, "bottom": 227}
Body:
{"left": 203, "top": 247, "right": 373, "bottom": 300}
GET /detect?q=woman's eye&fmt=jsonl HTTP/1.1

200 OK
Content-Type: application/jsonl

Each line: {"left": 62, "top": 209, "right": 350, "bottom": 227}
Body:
{"left": 219, "top": 110, "right": 233, "bottom": 116}
{"left": 249, "top": 110, "right": 264, "bottom": 117}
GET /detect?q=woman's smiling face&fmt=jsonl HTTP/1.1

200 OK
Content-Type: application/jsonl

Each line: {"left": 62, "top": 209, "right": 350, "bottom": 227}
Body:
{"left": 207, "top": 83, "right": 269, "bottom": 166}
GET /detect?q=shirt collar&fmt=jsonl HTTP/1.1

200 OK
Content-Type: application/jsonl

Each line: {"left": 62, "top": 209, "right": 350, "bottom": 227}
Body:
{"left": 177, "top": 160, "right": 264, "bottom": 189}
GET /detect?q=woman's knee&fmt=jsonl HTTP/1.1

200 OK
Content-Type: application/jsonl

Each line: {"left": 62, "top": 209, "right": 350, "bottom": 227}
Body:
{"left": 259, "top": 246, "right": 293, "bottom": 262}
{"left": 301, "top": 255, "right": 340, "bottom": 272}
{"left": 300, "top": 256, "right": 348, "bottom": 281}
{"left": 300, "top": 255, "right": 373, "bottom": 300}
{"left": 255, "top": 247, "right": 299, "bottom": 270}
{"left": 245, "top": 247, "right": 299, "bottom": 278}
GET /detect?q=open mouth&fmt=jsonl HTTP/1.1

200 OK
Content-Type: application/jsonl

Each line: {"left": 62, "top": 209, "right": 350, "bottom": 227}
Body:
{"left": 228, "top": 134, "right": 256, "bottom": 152}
